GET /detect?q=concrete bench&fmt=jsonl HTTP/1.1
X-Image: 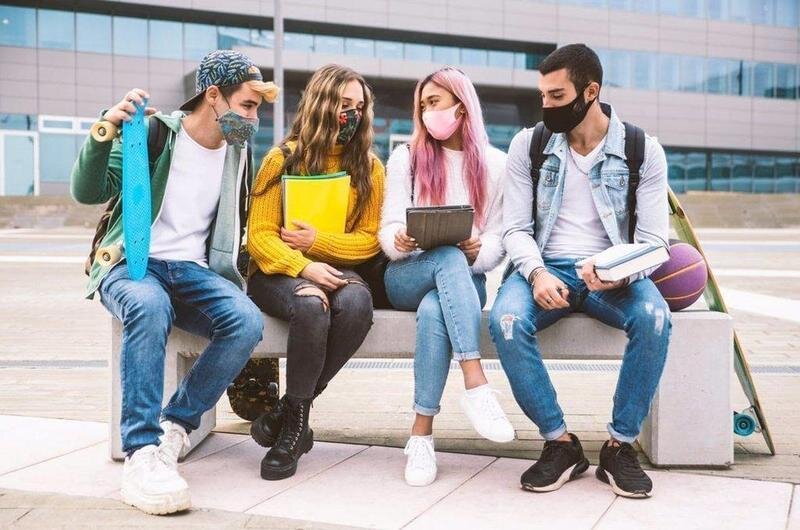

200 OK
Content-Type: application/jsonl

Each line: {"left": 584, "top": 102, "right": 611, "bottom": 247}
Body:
{"left": 110, "top": 310, "right": 733, "bottom": 467}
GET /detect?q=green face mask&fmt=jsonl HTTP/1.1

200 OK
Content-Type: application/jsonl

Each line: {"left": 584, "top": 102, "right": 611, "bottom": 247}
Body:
{"left": 336, "top": 108, "right": 362, "bottom": 145}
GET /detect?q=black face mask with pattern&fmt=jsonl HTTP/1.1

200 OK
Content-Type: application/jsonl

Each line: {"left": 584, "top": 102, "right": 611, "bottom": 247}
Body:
{"left": 336, "top": 108, "right": 362, "bottom": 145}
{"left": 542, "top": 84, "right": 596, "bottom": 133}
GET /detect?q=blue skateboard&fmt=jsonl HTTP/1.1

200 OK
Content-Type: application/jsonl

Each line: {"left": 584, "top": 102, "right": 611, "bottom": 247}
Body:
{"left": 121, "top": 99, "right": 151, "bottom": 281}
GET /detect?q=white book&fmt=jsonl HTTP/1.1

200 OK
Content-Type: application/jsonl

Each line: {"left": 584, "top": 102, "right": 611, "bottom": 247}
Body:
{"left": 575, "top": 244, "right": 669, "bottom": 282}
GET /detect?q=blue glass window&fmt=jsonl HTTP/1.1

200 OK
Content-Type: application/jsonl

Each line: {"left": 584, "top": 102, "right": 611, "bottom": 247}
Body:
{"left": 659, "top": 54, "right": 681, "bottom": 91}
{"left": 710, "top": 152, "right": 732, "bottom": 191}
{"left": 706, "top": 58, "right": 739, "bottom": 95}
{"left": 685, "top": 151, "right": 708, "bottom": 190}
{"left": 0, "top": 6, "right": 36, "bottom": 47}
{"left": 38, "top": 9, "right": 74, "bottom": 50}
{"left": 728, "top": 0, "right": 752, "bottom": 23}
{"left": 753, "top": 155, "right": 776, "bottom": 192}
{"left": 39, "top": 134, "right": 82, "bottom": 183}
{"left": 0, "top": 113, "right": 36, "bottom": 131}
{"left": 706, "top": 0, "right": 727, "bottom": 19}
{"left": 149, "top": 20, "right": 182, "bottom": 60}
{"left": 752, "top": 62, "right": 775, "bottom": 97}
{"left": 346, "top": 38, "right": 374, "bottom": 57}
{"left": 251, "top": 29, "right": 274, "bottom": 49}
{"left": 76, "top": 13, "right": 111, "bottom": 54}
{"left": 404, "top": 43, "right": 432, "bottom": 62}
{"left": 433, "top": 46, "right": 460, "bottom": 65}
{"left": 775, "top": 63, "right": 796, "bottom": 99}
{"left": 604, "top": 49, "right": 631, "bottom": 88}
{"left": 113, "top": 16, "right": 148, "bottom": 57}
{"left": 375, "top": 40, "right": 403, "bottom": 60}
{"left": 283, "top": 32, "right": 313, "bottom": 52}
{"left": 774, "top": 0, "right": 798, "bottom": 27}
{"left": 775, "top": 156, "right": 799, "bottom": 192}
{"left": 461, "top": 48, "right": 487, "bottom": 67}
{"left": 751, "top": 0, "right": 775, "bottom": 25}
{"left": 488, "top": 51, "right": 515, "bottom": 69}
{"left": 679, "top": 55, "right": 705, "bottom": 92}
{"left": 315, "top": 35, "right": 344, "bottom": 54}
{"left": 218, "top": 26, "right": 251, "bottom": 49}
{"left": 184, "top": 23, "right": 217, "bottom": 60}
{"left": 731, "top": 153, "right": 754, "bottom": 192}
{"left": 630, "top": 51, "right": 656, "bottom": 90}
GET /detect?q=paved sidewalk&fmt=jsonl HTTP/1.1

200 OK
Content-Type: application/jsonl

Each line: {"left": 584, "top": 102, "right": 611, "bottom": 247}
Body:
{"left": 0, "top": 415, "right": 797, "bottom": 530}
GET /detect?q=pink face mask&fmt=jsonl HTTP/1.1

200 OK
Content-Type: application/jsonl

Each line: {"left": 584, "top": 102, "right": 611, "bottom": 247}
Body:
{"left": 422, "top": 103, "right": 463, "bottom": 141}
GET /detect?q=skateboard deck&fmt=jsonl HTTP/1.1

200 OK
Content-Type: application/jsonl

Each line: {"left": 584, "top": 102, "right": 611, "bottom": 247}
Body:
{"left": 121, "top": 100, "right": 151, "bottom": 281}
{"left": 667, "top": 188, "right": 775, "bottom": 455}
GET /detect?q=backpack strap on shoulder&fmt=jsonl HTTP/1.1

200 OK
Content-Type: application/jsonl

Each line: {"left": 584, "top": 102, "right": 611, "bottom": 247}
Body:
{"left": 147, "top": 116, "right": 168, "bottom": 171}
{"left": 623, "top": 122, "right": 646, "bottom": 243}
{"left": 529, "top": 121, "right": 553, "bottom": 232}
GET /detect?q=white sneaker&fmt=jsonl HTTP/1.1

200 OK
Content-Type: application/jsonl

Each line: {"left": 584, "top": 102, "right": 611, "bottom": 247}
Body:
{"left": 460, "top": 385, "right": 516, "bottom": 443}
{"left": 121, "top": 444, "right": 191, "bottom": 515}
{"left": 404, "top": 436, "right": 437, "bottom": 487}
{"left": 158, "top": 420, "right": 190, "bottom": 469}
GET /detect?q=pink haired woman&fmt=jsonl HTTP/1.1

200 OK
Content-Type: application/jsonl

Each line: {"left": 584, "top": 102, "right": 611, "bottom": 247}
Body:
{"left": 379, "top": 67, "right": 514, "bottom": 486}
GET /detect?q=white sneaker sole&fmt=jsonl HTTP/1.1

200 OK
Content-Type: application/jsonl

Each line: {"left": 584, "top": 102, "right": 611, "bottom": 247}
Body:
{"left": 405, "top": 471, "right": 437, "bottom": 487}
{"left": 459, "top": 395, "right": 516, "bottom": 444}
{"left": 121, "top": 485, "right": 192, "bottom": 515}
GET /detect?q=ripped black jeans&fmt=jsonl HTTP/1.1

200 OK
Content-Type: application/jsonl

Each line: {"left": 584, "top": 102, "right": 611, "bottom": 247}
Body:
{"left": 248, "top": 269, "right": 374, "bottom": 400}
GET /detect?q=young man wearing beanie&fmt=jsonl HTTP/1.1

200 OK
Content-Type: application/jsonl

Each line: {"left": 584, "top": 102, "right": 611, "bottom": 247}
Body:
{"left": 71, "top": 50, "right": 278, "bottom": 515}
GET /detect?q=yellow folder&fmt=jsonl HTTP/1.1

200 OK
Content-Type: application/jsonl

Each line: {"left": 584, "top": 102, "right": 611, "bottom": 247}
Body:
{"left": 281, "top": 171, "right": 351, "bottom": 234}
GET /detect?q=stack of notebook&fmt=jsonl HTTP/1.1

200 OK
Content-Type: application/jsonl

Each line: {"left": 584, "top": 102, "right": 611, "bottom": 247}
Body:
{"left": 281, "top": 171, "right": 351, "bottom": 233}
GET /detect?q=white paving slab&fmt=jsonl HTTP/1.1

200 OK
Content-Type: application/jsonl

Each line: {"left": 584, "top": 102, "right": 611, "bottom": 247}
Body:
{"left": 180, "top": 439, "right": 368, "bottom": 512}
{"left": 0, "top": 415, "right": 106, "bottom": 475}
{"left": 182, "top": 432, "right": 248, "bottom": 464}
{"left": 406, "top": 458, "right": 615, "bottom": 529}
{"left": 596, "top": 471, "right": 794, "bottom": 530}
{"left": 788, "top": 486, "right": 800, "bottom": 530}
{"left": 248, "top": 445, "right": 495, "bottom": 529}
{"left": 0, "top": 442, "right": 120, "bottom": 498}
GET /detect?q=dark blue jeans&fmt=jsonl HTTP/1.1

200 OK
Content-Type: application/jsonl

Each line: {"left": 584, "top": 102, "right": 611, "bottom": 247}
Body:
{"left": 100, "top": 259, "right": 263, "bottom": 453}
{"left": 489, "top": 258, "right": 671, "bottom": 443}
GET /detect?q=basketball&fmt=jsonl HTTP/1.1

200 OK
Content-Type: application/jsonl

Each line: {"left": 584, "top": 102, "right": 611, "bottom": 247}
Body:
{"left": 651, "top": 242, "right": 708, "bottom": 311}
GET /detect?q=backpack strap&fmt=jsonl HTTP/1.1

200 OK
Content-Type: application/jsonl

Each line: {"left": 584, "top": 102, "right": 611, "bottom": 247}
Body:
{"left": 528, "top": 122, "right": 553, "bottom": 233}
{"left": 147, "top": 116, "right": 168, "bottom": 170}
{"left": 623, "top": 122, "right": 646, "bottom": 243}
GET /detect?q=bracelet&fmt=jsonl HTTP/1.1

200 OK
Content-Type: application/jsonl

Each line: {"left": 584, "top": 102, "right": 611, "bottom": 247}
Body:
{"left": 528, "top": 267, "right": 546, "bottom": 285}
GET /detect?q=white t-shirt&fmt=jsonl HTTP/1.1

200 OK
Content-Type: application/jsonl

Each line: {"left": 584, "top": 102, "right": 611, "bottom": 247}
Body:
{"left": 149, "top": 127, "right": 226, "bottom": 266}
{"left": 543, "top": 137, "right": 612, "bottom": 260}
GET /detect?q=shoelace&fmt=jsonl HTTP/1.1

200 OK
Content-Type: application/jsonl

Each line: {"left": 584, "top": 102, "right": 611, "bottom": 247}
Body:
{"left": 278, "top": 405, "right": 305, "bottom": 450}
{"left": 614, "top": 443, "right": 643, "bottom": 474}
{"left": 159, "top": 427, "right": 190, "bottom": 465}
{"left": 476, "top": 389, "right": 506, "bottom": 421}
{"left": 540, "top": 440, "right": 572, "bottom": 465}
{"left": 404, "top": 438, "right": 434, "bottom": 470}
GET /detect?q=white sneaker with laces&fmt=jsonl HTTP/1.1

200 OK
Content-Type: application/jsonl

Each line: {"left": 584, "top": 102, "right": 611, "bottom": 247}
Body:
{"left": 404, "top": 436, "right": 437, "bottom": 487}
{"left": 460, "top": 385, "right": 516, "bottom": 443}
{"left": 121, "top": 444, "right": 191, "bottom": 515}
{"left": 158, "top": 420, "right": 190, "bottom": 469}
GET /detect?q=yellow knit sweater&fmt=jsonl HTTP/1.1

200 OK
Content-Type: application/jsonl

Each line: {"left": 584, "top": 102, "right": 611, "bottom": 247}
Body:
{"left": 247, "top": 142, "right": 385, "bottom": 277}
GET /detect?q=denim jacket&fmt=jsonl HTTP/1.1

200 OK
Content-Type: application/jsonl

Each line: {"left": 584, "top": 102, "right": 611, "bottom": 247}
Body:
{"left": 502, "top": 103, "right": 669, "bottom": 283}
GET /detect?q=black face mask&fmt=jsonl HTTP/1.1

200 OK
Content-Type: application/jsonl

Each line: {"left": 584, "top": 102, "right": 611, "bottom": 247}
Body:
{"left": 542, "top": 85, "right": 595, "bottom": 133}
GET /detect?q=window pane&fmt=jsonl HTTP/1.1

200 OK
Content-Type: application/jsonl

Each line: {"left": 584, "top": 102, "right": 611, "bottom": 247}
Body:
{"left": 775, "top": 156, "right": 799, "bottom": 192}
{"left": 184, "top": 23, "right": 217, "bottom": 60}
{"left": 218, "top": 26, "right": 251, "bottom": 49}
{"left": 706, "top": 58, "right": 739, "bottom": 95}
{"left": 488, "top": 50, "right": 515, "bottom": 69}
{"left": 710, "top": 152, "right": 732, "bottom": 191}
{"left": 632, "top": 0, "right": 657, "bottom": 12}
{"left": 604, "top": 49, "right": 630, "bottom": 88}
{"left": 751, "top": 0, "right": 775, "bottom": 25}
{"left": 404, "top": 43, "right": 432, "bottom": 62}
{"left": 706, "top": 0, "right": 728, "bottom": 19}
{"left": 752, "top": 62, "right": 775, "bottom": 97}
{"left": 728, "top": 0, "right": 752, "bottom": 23}
{"left": 774, "top": 0, "right": 798, "bottom": 27}
{"left": 39, "top": 134, "right": 81, "bottom": 183}
{"left": 679, "top": 55, "right": 705, "bottom": 92}
{"left": 514, "top": 52, "right": 527, "bottom": 70}
{"left": 345, "top": 38, "right": 374, "bottom": 57}
{"left": 76, "top": 13, "right": 111, "bottom": 54}
{"left": 0, "top": 113, "right": 36, "bottom": 130}
{"left": 114, "top": 17, "right": 148, "bottom": 57}
{"left": 631, "top": 51, "right": 656, "bottom": 90}
{"left": 251, "top": 29, "right": 274, "bottom": 49}
{"left": 149, "top": 20, "right": 182, "bottom": 59}
{"left": 659, "top": 54, "right": 681, "bottom": 91}
{"left": 659, "top": 0, "right": 681, "bottom": 16}
{"left": 283, "top": 32, "right": 313, "bottom": 52}
{"left": 0, "top": 6, "right": 36, "bottom": 47}
{"left": 775, "top": 63, "right": 796, "bottom": 99}
{"left": 686, "top": 151, "right": 707, "bottom": 190}
{"left": 38, "top": 9, "right": 74, "bottom": 50}
{"left": 680, "top": 0, "right": 705, "bottom": 17}
{"left": 752, "top": 155, "right": 775, "bottom": 192}
{"left": 433, "top": 46, "right": 460, "bottom": 65}
{"left": 731, "top": 153, "right": 753, "bottom": 192}
{"left": 315, "top": 35, "right": 344, "bottom": 54}
{"left": 375, "top": 40, "right": 403, "bottom": 59}
{"left": 461, "top": 48, "right": 487, "bottom": 66}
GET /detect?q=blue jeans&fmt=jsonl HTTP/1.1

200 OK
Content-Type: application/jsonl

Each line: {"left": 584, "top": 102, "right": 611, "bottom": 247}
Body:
{"left": 99, "top": 259, "right": 264, "bottom": 453}
{"left": 489, "top": 259, "right": 671, "bottom": 443}
{"left": 384, "top": 246, "right": 487, "bottom": 416}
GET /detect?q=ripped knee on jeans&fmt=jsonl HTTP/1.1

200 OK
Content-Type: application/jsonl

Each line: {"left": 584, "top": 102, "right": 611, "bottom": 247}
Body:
{"left": 294, "top": 283, "right": 329, "bottom": 312}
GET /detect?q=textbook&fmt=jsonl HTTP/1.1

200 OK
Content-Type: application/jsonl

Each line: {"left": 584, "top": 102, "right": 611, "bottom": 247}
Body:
{"left": 575, "top": 243, "right": 669, "bottom": 282}
{"left": 281, "top": 171, "right": 351, "bottom": 233}
{"left": 406, "top": 205, "right": 474, "bottom": 250}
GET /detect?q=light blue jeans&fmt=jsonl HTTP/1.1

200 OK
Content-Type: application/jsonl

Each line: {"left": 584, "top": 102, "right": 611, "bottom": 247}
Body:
{"left": 489, "top": 259, "right": 671, "bottom": 443}
{"left": 384, "top": 246, "right": 487, "bottom": 416}
{"left": 100, "top": 259, "right": 264, "bottom": 453}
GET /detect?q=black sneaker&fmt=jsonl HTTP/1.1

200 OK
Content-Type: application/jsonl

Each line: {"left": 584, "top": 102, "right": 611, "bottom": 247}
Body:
{"left": 521, "top": 433, "right": 590, "bottom": 492}
{"left": 596, "top": 440, "right": 653, "bottom": 498}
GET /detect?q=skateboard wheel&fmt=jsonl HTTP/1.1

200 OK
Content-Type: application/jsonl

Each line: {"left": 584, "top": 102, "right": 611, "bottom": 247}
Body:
{"left": 90, "top": 120, "right": 119, "bottom": 142}
{"left": 733, "top": 412, "right": 756, "bottom": 436}
{"left": 96, "top": 244, "right": 121, "bottom": 267}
